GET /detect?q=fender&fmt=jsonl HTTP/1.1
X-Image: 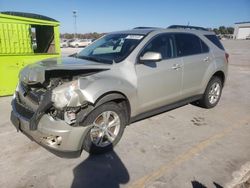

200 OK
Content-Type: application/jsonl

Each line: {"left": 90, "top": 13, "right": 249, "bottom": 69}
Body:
{"left": 78, "top": 76, "right": 138, "bottom": 117}
{"left": 94, "top": 92, "right": 127, "bottom": 106}
{"left": 200, "top": 56, "right": 227, "bottom": 94}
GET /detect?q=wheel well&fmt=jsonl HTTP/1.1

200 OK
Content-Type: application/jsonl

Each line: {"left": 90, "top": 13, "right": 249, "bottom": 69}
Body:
{"left": 212, "top": 71, "right": 225, "bottom": 87}
{"left": 94, "top": 92, "right": 131, "bottom": 125}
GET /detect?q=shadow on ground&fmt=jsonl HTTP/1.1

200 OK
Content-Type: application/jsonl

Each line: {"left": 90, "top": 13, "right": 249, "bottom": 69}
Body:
{"left": 191, "top": 180, "right": 223, "bottom": 188}
{"left": 71, "top": 151, "right": 129, "bottom": 188}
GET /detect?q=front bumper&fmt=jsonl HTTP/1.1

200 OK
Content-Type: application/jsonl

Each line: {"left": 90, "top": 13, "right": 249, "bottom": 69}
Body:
{"left": 11, "top": 100, "right": 88, "bottom": 152}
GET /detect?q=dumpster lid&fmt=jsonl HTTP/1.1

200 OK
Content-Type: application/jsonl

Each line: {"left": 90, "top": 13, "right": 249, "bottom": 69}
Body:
{"left": 0, "top": 11, "right": 58, "bottom": 22}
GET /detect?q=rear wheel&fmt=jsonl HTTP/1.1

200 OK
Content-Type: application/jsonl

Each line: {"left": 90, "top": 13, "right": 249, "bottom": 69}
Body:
{"left": 198, "top": 76, "right": 222, "bottom": 108}
{"left": 82, "top": 102, "right": 126, "bottom": 154}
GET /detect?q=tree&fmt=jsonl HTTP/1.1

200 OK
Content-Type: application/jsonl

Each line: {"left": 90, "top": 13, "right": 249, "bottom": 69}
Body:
{"left": 219, "top": 26, "right": 228, "bottom": 34}
{"left": 213, "top": 28, "right": 220, "bottom": 35}
{"left": 227, "top": 27, "right": 234, "bottom": 34}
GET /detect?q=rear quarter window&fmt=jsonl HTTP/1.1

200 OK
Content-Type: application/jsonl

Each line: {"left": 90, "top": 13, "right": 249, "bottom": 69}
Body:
{"left": 204, "top": 35, "right": 225, "bottom": 50}
{"left": 201, "top": 40, "right": 209, "bottom": 53}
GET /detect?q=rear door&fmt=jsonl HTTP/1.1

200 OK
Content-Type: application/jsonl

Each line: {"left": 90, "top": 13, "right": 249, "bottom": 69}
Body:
{"left": 136, "top": 33, "right": 183, "bottom": 113}
{"left": 175, "top": 33, "right": 211, "bottom": 97}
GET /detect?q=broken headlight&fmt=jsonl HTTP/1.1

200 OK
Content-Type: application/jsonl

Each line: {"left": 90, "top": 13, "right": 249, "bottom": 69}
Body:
{"left": 51, "top": 80, "right": 85, "bottom": 109}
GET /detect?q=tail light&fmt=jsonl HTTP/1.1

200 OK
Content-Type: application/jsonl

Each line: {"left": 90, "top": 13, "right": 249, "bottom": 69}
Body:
{"left": 225, "top": 53, "right": 229, "bottom": 63}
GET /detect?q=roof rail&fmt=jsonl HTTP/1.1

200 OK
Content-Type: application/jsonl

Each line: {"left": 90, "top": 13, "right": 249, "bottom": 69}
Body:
{"left": 0, "top": 11, "right": 58, "bottom": 22}
{"left": 133, "top": 27, "right": 161, "bottom": 30}
{"left": 168, "top": 25, "right": 208, "bottom": 31}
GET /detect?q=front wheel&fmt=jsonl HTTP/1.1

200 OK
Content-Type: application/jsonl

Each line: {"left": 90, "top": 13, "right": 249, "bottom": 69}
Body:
{"left": 198, "top": 76, "right": 223, "bottom": 108}
{"left": 82, "top": 102, "right": 126, "bottom": 154}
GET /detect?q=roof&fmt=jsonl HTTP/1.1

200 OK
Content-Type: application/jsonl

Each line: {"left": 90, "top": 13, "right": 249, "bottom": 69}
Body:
{"left": 235, "top": 21, "right": 250, "bottom": 24}
{"left": 110, "top": 26, "right": 213, "bottom": 36}
{"left": 0, "top": 11, "right": 58, "bottom": 22}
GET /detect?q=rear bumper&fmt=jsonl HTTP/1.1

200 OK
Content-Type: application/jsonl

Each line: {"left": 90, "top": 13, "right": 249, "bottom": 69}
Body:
{"left": 10, "top": 100, "right": 88, "bottom": 152}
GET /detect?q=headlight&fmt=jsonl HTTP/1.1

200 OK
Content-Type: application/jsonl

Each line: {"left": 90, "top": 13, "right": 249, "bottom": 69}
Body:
{"left": 52, "top": 80, "right": 85, "bottom": 109}
{"left": 65, "top": 84, "right": 77, "bottom": 100}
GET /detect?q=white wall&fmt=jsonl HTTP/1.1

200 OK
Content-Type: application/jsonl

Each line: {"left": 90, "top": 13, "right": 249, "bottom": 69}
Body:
{"left": 233, "top": 23, "right": 250, "bottom": 39}
{"left": 237, "top": 28, "right": 250, "bottom": 39}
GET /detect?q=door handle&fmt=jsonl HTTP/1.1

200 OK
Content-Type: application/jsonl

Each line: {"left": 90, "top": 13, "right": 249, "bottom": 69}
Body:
{"left": 203, "top": 57, "right": 210, "bottom": 62}
{"left": 172, "top": 64, "right": 181, "bottom": 70}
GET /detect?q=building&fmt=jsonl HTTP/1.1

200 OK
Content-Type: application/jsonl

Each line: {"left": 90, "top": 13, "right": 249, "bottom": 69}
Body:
{"left": 233, "top": 22, "right": 250, "bottom": 39}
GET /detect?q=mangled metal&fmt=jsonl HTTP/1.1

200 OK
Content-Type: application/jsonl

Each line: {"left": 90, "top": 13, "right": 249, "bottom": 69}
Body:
{"left": 13, "top": 57, "right": 110, "bottom": 131}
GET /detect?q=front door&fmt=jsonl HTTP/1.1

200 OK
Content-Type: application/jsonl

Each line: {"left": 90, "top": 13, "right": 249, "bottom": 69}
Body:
{"left": 135, "top": 34, "right": 183, "bottom": 114}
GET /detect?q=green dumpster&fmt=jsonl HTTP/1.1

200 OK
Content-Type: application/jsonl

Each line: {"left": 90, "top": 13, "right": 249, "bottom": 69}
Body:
{"left": 0, "top": 11, "right": 61, "bottom": 96}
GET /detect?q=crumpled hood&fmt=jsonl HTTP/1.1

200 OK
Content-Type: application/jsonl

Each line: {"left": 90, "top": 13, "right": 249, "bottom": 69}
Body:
{"left": 19, "top": 57, "right": 111, "bottom": 84}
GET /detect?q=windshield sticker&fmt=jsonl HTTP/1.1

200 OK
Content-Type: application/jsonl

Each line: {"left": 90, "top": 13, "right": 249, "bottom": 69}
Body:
{"left": 125, "top": 35, "right": 144, "bottom": 40}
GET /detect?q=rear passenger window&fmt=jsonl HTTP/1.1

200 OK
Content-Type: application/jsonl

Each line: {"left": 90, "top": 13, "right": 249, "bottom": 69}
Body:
{"left": 175, "top": 33, "right": 208, "bottom": 56}
{"left": 205, "top": 35, "right": 225, "bottom": 50}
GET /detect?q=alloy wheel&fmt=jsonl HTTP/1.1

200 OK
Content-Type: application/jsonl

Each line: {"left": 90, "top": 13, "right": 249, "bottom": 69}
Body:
{"left": 90, "top": 111, "right": 121, "bottom": 147}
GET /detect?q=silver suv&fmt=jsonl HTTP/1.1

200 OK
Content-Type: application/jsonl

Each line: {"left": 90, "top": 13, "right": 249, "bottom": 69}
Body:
{"left": 11, "top": 25, "right": 228, "bottom": 155}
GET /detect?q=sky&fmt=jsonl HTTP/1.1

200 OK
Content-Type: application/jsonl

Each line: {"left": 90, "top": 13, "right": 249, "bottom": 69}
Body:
{"left": 0, "top": 0, "right": 250, "bottom": 33}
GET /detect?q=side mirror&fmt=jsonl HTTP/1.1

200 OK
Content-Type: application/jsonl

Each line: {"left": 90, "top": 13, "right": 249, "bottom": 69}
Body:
{"left": 139, "top": 52, "right": 162, "bottom": 62}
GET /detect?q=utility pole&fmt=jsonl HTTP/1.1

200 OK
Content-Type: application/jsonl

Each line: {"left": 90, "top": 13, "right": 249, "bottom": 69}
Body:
{"left": 73, "top": 10, "right": 77, "bottom": 39}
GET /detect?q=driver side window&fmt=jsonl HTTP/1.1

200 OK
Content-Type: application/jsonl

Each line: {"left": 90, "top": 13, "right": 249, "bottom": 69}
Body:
{"left": 141, "top": 34, "right": 175, "bottom": 60}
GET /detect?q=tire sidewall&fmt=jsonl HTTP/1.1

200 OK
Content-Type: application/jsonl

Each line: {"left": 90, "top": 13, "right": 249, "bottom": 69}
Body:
{"left": 203, "top": 77, "right": 222, "bottom": 108}
{"left": 82, "top": 102, "right": 126, "bottom": 154}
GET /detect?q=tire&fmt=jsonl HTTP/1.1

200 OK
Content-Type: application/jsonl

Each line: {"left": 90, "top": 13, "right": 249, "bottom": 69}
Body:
{"left": 75, "top": 44, "right": 79, "bottom": 48}
{"left": 198, "top": 76, "right": 223, "bottom": 108}
{"left": 81, "top": 102, "right": 126, "bottom": 154}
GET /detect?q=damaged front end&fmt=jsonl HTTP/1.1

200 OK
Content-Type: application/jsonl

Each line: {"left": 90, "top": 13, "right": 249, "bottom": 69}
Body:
{"left": 50, "top": 81, "right": 99, "bottom": 129}
{"left": 11, "top": 60, "right": 108, "bottom": 151}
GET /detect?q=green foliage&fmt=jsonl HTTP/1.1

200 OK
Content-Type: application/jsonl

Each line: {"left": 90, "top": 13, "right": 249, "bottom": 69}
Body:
{"left": 60, "top": 32, "right": 105, "bottom": 39}
{"left": 213, "top": 28, "right": 219, "bottom": 35}
{"left": 227, "top": 27, "right": 234, "bottom": 34}
{"left": 213, "top": 26, "right": 234, "bottom": 35}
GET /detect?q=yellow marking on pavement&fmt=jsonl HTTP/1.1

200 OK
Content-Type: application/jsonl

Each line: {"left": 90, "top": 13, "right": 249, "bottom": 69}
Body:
{"left": 129, "top": 117, "right": 250, "bottom": 188}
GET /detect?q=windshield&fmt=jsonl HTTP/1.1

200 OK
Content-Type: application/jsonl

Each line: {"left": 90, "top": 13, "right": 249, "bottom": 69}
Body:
{"left": 77, "top": 33, "right": 144, "bottom": 64}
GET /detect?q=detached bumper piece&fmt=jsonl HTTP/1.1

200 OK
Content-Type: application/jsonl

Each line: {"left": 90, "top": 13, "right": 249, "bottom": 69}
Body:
{"left": 10, "top": 111, "right": 20, "bottom": 131}
{"left": 12, "top": 96, "right": 34, "bottom": 120}
{"left": 12, "top": 90, "right": 52, "bottom": 130}
{"left": 29, "top": 90, "right": 53, "bottom": 130}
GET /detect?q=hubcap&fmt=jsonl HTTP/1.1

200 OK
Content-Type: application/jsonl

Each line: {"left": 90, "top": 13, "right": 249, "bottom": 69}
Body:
{"left": 208, "top": 82, "right": 221, "bottom": 104}
{"left": 90, "top": 111, "right": 120, "bottom": 147}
